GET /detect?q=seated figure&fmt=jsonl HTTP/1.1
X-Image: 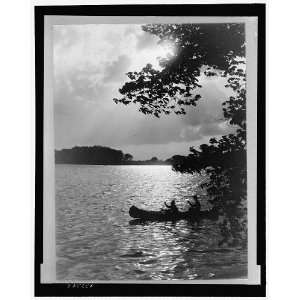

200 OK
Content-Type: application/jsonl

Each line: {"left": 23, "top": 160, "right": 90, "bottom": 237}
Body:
{"left": 164, "top": 199, "right": 179, "bottom": 214}
{"left": 188, "top": 195, "right": 201, "bottom": 213}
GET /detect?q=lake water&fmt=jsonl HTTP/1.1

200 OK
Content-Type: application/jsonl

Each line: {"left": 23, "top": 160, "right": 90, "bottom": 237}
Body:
{"left": 56, "top": 164, "right": 247, "bottom": 280}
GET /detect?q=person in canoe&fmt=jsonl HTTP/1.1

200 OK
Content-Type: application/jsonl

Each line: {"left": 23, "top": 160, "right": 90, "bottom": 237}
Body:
{"left": 187, "top": 195, "right": 201, "bottom": 214}
{"left": 164, "top": 199, "right": 179, "bottom": 214}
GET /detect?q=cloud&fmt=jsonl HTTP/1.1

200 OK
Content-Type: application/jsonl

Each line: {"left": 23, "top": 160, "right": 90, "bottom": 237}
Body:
{"left": 199, "top": 122, "right": 236, "bottom": 136}
{"left": 124, "top": 26, "right": 137, "bottom": 36}
{"left": 182, "top": 80, "right": 227, "bottom": 125}
{"left": 171, "top": 77, "right": 236, "bottom": 140}
{"left": 136, "top": 31, "right": 158, "bottom": 50}
{"left": 54, "top": 65, "right": 236, "bottom": 153}
{"left": 102, "top": 55, "right": 131, "bottom": 83}
{"left": 54, "top": 66, "right": 111, "bottom": 106}
{"left": 53, "top": 24, "right": 238, "bottom": 160}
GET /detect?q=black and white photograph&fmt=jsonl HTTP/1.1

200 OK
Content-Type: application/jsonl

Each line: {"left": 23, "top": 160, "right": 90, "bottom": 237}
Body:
{"left": 35, "top": 4, "right": 265, "bottom": 297}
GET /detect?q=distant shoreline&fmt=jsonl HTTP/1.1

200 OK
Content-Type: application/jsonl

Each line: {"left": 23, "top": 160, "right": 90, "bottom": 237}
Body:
{"left": 55, "top": 162, "right": 171, "bottom": 166}
{"left": 55, "top": 145, "right": 174, "bottom": 166}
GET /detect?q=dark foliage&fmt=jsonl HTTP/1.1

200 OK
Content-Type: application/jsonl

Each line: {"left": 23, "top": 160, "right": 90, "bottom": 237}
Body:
{"left": 55, "top": 146, "right": 128, "bottom": 165}
{"left": 150, "top": 156, "right": 158, "bottom": 162}
{"left": 172, "top": 131, "right": 247, "bottom": 246}
{"left": 114, "top": 23, "right": 245, "bottom": 117}
{"left": 124, "top": 153, "right": 133, "bottom": 161}
{"left": 55, "top": 146, "right": 170, "bottom": 165}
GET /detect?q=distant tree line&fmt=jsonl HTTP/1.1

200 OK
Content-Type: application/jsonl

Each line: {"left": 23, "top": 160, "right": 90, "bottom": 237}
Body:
{"left": 55, "top": 146, "right": 127, "bottom": 164}
{"left": 55, "top": 146, "right": 171, "bottom": 165}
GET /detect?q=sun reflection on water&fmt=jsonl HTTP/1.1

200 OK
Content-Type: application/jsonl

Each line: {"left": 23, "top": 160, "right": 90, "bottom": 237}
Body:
{"left": 56, "top": 165, "right": 247, "bottom": 280}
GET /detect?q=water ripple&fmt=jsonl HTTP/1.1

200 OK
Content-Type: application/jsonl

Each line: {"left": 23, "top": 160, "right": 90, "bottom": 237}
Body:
{"left": 56, "top": 165, "right": 247, "bottom": 280}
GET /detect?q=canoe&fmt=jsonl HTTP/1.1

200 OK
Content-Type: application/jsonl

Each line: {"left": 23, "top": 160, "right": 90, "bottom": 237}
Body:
{"left": 129, "top": 205, "right": 219, "bottom": 222}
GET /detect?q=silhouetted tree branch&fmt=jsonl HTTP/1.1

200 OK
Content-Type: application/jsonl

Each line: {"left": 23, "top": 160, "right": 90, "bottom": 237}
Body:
{"left": 114, "top": 23, "right": 247, "bottom": 246}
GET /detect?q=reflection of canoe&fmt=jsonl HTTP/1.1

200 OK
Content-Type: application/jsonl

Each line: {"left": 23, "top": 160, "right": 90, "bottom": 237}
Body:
{"left": 129, "top": 205, "right": 219, "bottom": 222}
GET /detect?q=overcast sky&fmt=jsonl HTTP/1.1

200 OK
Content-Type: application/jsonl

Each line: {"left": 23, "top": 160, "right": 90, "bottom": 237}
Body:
{"left": 53, "top": 24, "right": 236, "bottom": 160}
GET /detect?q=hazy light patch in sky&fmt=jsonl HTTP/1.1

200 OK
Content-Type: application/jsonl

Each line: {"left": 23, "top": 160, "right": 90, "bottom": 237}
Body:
{"left": 53, "top": 24, "right": 236, "bottom": 160}
{"left": 121, "top": 138, "right": 211, "bottom": 161}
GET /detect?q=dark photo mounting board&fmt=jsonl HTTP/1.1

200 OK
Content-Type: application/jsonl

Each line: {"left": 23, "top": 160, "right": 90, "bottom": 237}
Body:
{"left": 35, "top": 4, "right": 265, "bottom": 297}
